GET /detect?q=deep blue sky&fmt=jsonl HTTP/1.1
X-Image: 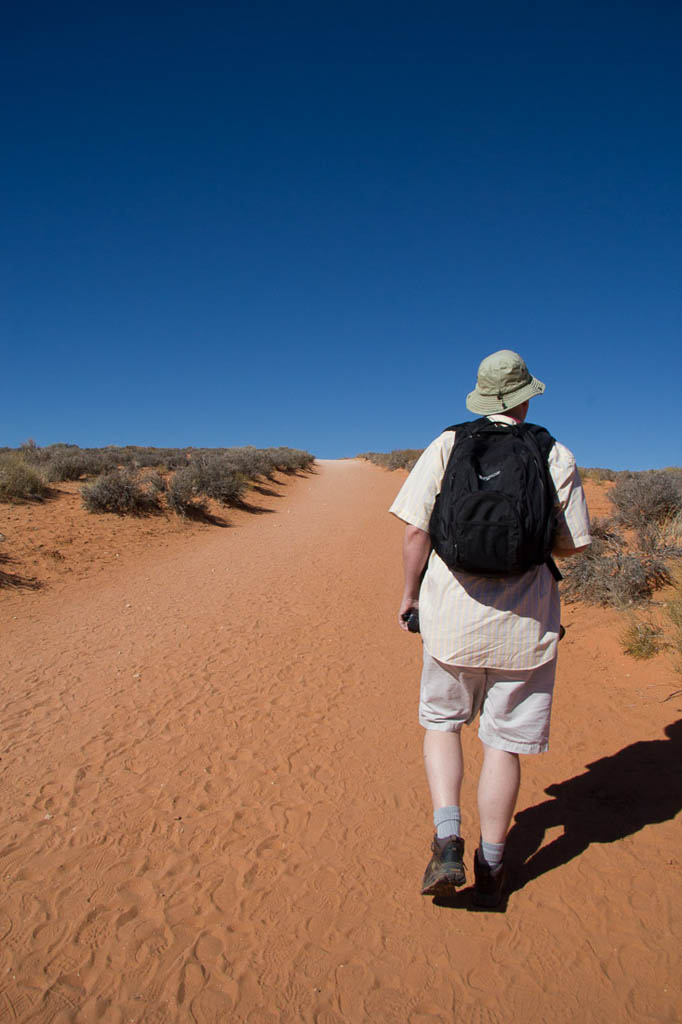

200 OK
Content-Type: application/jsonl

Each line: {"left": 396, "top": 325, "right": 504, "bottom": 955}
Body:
{"left": 3, "top": 1, "right": 681, "bottom": 468}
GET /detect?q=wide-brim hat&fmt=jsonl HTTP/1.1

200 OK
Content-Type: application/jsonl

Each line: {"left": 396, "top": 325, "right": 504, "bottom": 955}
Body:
{"left": 466, "top": 349, "right": 545, "bottom": 414}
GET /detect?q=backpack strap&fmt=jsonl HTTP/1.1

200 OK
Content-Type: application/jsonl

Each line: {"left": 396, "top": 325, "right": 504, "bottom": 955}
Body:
{"left": 519, "top": 424, "right": 563, "bottom": 582}
{"left": 522, "top": 422, "right": 556, "bottom": 460}
{"left": 442, "top": 420, "right": 477, "bottom": 434}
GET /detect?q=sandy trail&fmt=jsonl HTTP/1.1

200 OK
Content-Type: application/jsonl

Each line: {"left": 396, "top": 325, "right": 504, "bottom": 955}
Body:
{"left": 1, "top": 460, "right": 680, "bottom": 1023}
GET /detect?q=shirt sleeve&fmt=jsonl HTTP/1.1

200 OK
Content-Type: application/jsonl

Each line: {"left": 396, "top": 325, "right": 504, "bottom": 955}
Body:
{"left": 388, "top": 433, "right": 453, "bottom": 531}
{"left": 548, "top": 442, "right": 592, "bottom": 550}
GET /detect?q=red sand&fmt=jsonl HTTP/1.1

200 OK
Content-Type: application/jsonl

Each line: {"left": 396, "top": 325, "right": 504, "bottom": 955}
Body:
{"left": 1, "top": 463, "right": 680, "bottom": 1022}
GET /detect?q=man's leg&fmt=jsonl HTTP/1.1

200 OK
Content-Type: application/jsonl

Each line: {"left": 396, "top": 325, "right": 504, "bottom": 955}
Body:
{"left": 477, "top": 742, "right": 520, "bottom": 844}
{"left": 423, "top": 728, "right": 464, "bottom": 813}
{"left": 475, "top": 660, "right": 554, "bottom": 873}
{"left": 420, "top": 728, "right": 466, "bottom": 893}
{"left": 472, "top": 741, "right": 520, "bottom": 906}
{"left": 418, "top": 658, "right": 483, "bottom": 895}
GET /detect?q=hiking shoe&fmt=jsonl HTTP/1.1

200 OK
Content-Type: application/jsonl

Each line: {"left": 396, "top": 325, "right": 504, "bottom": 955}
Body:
{"left": 472, "top": 848, "right": 506, "bottom": 908}
{"left": 420, "top": 834, "right": 466, "bottom": 895}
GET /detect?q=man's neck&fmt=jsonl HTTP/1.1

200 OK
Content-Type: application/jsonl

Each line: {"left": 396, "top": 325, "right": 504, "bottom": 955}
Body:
{"left": 488, "top": 413, "right": 524, "bottom": 425}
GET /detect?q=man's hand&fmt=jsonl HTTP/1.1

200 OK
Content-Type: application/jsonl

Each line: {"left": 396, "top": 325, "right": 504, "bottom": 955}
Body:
{"left": 399, "top": 597, "right": 419, "bottom": 631}
{"left": 553, "top": 542, "right": 590, "bottom": 558}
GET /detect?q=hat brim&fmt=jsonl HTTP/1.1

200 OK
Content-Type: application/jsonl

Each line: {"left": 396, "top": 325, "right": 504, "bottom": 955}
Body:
{"left": 466, "top": 376, "right": 545, "bottom": 415}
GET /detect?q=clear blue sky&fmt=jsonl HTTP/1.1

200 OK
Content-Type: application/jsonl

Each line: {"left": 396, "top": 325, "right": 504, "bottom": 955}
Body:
{"left": 3, "top": 1, "right": 681, "bottom": 468}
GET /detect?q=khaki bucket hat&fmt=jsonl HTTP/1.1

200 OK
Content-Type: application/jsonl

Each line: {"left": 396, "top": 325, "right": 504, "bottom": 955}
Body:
{"left": 466, "top": 350, "right": 545, "bottom": 414}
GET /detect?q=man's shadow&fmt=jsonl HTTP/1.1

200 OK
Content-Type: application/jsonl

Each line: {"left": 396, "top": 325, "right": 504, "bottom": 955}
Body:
{"left": 505, "top": 719, "right": 682, "bottom": 892}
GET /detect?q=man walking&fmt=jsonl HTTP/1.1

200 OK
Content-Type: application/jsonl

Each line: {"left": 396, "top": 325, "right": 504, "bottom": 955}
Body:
{"left": 390, "top": 350, "right": 591, "bottom": 906}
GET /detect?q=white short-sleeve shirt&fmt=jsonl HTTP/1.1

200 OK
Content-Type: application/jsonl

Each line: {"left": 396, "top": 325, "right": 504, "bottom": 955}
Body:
{"left": 389, "top": 416, "right": 592, "bottom": 670}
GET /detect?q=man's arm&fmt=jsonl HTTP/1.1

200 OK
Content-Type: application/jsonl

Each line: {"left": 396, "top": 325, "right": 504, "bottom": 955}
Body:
{"left": 548, "top": 445, "right": 592, "bottom": 560}
{"left": 553, "top": 541, "right": 590, "bottom": 558}
{"left": 399, "top": 525, "right": 432, "bottom": 630}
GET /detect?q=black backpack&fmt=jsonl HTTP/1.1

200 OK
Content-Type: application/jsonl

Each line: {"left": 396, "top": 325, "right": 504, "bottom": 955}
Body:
{"left": 428, "top": 418, "right": 561, "bottom": 580}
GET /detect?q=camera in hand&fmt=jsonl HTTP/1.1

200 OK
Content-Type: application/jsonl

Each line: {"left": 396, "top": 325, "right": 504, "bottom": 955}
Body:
{"left": 402, "top": 609, "right": 420, "bottom": 633}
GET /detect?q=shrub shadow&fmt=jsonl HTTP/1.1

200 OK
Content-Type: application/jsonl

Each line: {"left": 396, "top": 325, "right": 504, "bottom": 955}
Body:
{"left": 0, "top": 552, "right": 41, "bottom": 590}
{"left": 4, "top": 487, "right": 60, "bottom": 504}
{"left": 505, "top": 719, "right": 682, "bottom": 892}
{"left": 178, "top": 507, "right": 230, "bottom": 527}
{"left": 250, "top": 484, "right": 284, "bottom": 498}
{"left": 231, "top": 498, "right": 275, "bottom": 515}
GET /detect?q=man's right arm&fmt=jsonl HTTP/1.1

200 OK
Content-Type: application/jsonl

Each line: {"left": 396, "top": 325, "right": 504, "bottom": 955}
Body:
{"left": 398, "top": 525, "right": 432, "bottom": 630}
{"left": 389, "top": 432, "right": 452, "bottom": 630}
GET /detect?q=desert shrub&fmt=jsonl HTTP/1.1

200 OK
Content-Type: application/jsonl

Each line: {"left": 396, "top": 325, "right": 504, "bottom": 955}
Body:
{"left": 90, "top": 450, "right": 121, "bottom": 472}
{"left": 248, "top": 449, "right": 280, "bottom": 478}
{"left": 93, "top": 447, "right": 126, "bottom": 469}
{"left": 17, "top": 440, "right": 77, "bottom": 465}
{"left": 358, "top": 449, "right": 423, "bottom": 471}
{"left": 264, "top": 447, "right": 315, "bottom": 473}
{"left": 184, "top": 455, "right": 247, "bottom": 505}
{"left": 96, "top": 446, "right": 136, "bottom": 469}
{"left": 225, "top": 447, "right": 280, "bottom": 480}
{"left": 621, "top": 618, "right": 665, "bottom": 659}
{"left": 667, "top": 593, "right": 682, "bottom": 637}
{"left": 296, "top": 449, "right": 315, "bottom": 471}
{"left": 561, "top": 544, "right": 671, "bottom": 606}
{"left": 42, "top": 451, "right": 104, "bottom": 482}
{"left": 609, "top": 471, "right": 682, "bottom": 527}
{"left": 182, "top": 446, "right": 313, "bottom": 479}
{"left": 589, "top": 516, "right": 624, "bottom": 546}
{"left": 0, "top": 453, "right": 50, "bottom": 502}
{"left": 143, "top": 471, "right": 167, "bottom": 497}
{"left": 212, "top": 447, "right": 270, "bottom": 480}
{"left": 81, "top": 470, "right": 161, "bottom": 515}
{"left": 561, "top": 520, "right": 671, "bottom": 605}
{"left": 634, "top": 512, "right": 682, "bottom": 558}
{"left": 125, "top": 447, "right": 189, "bottom": 470}
{"left": 662, "top": 570, "right": 682, "bottom": 667}
{"left": 387, "top": 449, "right": 422, "bottom": 471}
{"left": 166, "top": 467, "right": 208, "bottom": 517}
{"left": 577, "top": 467, "right": 618, "bottom": 483}
{"left": 655, "top": 512, "right": 682, "bottom": 552}
{"left": 23, "top": 444, "right": 115, "bottom": 478}
{"left": 358, "top": 452, "right": 384, "bottom": 466}
{"left": 18, "top": 439, "right": 43, "bottom": 464}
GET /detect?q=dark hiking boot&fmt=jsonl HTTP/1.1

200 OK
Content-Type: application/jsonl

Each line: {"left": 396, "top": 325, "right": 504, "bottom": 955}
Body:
{"left": 420, "top": 834, "right": 466, "bottom": 895}
{"left": 472, "top": 848, "right": 506, "bottom": 908}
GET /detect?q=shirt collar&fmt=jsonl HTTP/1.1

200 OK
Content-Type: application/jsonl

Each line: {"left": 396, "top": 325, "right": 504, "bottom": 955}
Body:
{"left": 487, "top": 413, "right": 523, "bottom": 425}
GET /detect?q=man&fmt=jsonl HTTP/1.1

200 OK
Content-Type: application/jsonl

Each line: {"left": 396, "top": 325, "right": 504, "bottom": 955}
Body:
{"left": 390, "top": 350, "right": 591, "bottom": 907}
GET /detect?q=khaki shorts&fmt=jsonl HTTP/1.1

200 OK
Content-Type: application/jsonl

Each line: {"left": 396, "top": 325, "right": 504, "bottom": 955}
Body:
{"left": 419, "top": 648, "right": 557, "bottom": 754}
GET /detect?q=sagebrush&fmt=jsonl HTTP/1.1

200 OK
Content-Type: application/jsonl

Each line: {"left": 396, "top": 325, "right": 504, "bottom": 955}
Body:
{"left": 620, "top": 618, "right": 665, "bottom": 659}
{"left": 560, "top": 516, "right": 672, "bottom": 607}
{"left": 2, "top": 441, "right": 315, "bottom": 516}
{"left": 358, "top": 449, "right": 423, "bottom": 471}
{"left": 81, "top": 470, "right": 162, "bottom": 516}
{"left": 608, "top": 470, "right": 682, "bottom": 527}
{"left": 0, "top": 453, "right": 50, "bottom": 502}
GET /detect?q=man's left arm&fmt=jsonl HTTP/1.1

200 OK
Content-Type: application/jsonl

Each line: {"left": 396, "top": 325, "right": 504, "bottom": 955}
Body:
{"left": 549, "top": 444, "right": 592, "bottom": 558}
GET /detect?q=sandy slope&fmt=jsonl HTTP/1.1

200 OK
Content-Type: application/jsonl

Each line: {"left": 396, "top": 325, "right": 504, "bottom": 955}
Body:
{"left": 1, "top": 461, "right": 680, "bottom": 1023}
